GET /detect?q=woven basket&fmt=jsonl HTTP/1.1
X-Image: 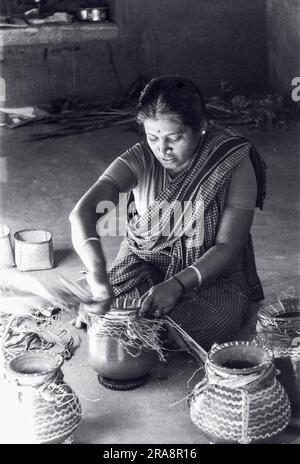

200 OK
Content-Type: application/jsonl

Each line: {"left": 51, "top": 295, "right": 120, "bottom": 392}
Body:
{"left": 255, "top": 298, "right": 300, "bottom": 414}
{"left": 190, "top": 341, "right": 291, "bottom": 443}
{"left": 4, "top": 350, "right": 82, "bottom": 443}
{"left": 0, "top": 224, "right": 15, "bottom": 267}
{"left": 14, "top": 229, "right": 54, "bottom": 271}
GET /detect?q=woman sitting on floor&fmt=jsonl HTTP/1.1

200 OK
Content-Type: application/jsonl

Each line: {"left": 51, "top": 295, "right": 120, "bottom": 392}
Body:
{"left": 69, "top": 75, "right": 266, "bottom": 350}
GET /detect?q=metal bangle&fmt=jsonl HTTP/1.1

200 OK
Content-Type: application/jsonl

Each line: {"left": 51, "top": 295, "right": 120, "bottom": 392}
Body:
{"left": 189, "top": 265, "right": 203, "bottom": 287}
{"left": 79, "top": 237, "right": 99, "bottom": 248}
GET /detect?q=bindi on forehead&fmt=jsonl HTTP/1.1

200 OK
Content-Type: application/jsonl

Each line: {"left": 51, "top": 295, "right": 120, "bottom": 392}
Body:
{"left": 144, "top": 117, "right": 185, "bottom": 136}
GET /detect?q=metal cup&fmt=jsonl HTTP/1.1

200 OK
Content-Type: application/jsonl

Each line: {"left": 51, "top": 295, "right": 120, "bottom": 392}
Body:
{"left": 78, "top": 9, "right": 88, "bottom": 21}
{"left": 91, "top": 8, "right": 108, "bottom": 22}
{"left": 91, "top": 9, "right": 100, "bottom": 21}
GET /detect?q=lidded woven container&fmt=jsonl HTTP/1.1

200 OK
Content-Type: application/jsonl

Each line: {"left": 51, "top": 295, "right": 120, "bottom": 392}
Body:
{"left": 190, "top": 341, "right": 291, "bottom": 443}
{"left": 255, "top": 298, "right": 300, "bottom": 414}
{"left": 14, "top": 229, "right": 54, "bottom": 271}
{"left": 0, "top": 224, "right": 15, "bottom": 267}
{"left": 3, "top": 350, "right": 82, "bottom": 444}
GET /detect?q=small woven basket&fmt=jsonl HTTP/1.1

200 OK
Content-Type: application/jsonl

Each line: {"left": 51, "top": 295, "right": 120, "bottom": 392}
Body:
{"left": 14, "top": 229, "right": 54, "bottom": 271}
{"left": 0, "top": 224, "right": 15, "bottom": 267}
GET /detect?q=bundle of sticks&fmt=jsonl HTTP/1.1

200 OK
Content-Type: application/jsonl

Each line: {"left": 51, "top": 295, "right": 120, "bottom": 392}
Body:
{"left": 5, "top": 105, "right": 136, "bottom": 140}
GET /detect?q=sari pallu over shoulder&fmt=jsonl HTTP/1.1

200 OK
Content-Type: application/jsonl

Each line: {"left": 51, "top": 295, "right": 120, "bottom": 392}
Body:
{"left": 115, "top": 128, "right": 267, "bottom": 302}
{"left": 126, "top": 128, "right": 265, "bottom": 248}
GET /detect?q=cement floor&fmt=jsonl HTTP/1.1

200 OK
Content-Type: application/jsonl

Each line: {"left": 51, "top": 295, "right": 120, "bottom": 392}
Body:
{"left": 0, "top": 121, "right": 299, "bottom": 444}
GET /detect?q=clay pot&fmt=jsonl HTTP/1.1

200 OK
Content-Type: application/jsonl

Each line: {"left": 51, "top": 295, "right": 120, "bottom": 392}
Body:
{"left": 88, "top": 309, "right": 158, "bottom": 381}
{"left": 4, "top": 350, "right": 82, "bottom": 444}
{"left": 190, "top": 341, "right": 291, "bottom": 444}
{"left": 255, "top": 298, "right": 300, "bottom": 415}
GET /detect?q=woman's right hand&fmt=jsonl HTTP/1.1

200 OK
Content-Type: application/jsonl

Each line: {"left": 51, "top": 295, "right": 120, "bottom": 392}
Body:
{"left": 72, "top": 269, "right": 113, "bottom": 329}
{"left": 85, "top": 269, "right": 114, "bottom": 315}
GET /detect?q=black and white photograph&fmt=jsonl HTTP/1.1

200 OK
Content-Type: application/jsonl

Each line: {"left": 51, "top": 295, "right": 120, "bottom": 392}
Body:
{"left": 0, "top": 0, "right": 299, "bottom": 449}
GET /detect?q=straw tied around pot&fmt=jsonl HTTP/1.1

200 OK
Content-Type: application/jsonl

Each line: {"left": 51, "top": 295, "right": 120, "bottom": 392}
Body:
{"left": 189, "top": 341, "right": 291, "bottom": 444}
{"left": 87, "top": 297, "right": 167, "bottom": 390}
{"left": 87, "top": 295, "right": 209, "bottom": 391}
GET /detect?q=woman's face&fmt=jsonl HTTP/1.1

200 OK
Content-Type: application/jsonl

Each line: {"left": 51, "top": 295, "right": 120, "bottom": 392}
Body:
{"left": 143, "top": 115, "right": 201, "bottom": 175}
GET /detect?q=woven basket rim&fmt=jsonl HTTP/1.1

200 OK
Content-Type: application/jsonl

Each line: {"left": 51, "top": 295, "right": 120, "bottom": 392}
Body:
{"left": 7, "top": 349, "right": 63, "bottom": 378}
{"left": 14, "top": 228, "right": 53, "bottom": 245}
{"left": 258, "top": 299, "right": 300, "bottom": 319}
{"left": 208, "top": 341, "right": 274, "bottom": 373}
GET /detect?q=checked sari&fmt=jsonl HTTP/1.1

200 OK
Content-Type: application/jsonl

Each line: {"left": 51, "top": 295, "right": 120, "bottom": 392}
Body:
{"left": 107, "top": 127, "right": 267, "bottom": 349}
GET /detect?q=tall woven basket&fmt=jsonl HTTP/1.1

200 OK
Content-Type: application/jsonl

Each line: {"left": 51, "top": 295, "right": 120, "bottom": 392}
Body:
{"left": 14, "top": 229, "right": 54, "bottom": 271}
{"left": 255, "top": 298, "right": 300, "bottom": 415}
{"left": 189, "top": 341, "right": 291, "bottom": 443}
{"left": 3, "top": 350, "right": 82, "bottom": 444}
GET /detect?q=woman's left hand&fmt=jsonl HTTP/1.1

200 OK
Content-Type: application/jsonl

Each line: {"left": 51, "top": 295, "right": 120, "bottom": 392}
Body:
{"left": 138, "top": 278, "right": 183, "bottom": 318}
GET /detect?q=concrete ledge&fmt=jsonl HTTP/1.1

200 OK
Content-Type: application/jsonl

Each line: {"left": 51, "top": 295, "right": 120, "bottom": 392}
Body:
{"left": 0, "top": 22, "right": 118, "bottom": 46}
